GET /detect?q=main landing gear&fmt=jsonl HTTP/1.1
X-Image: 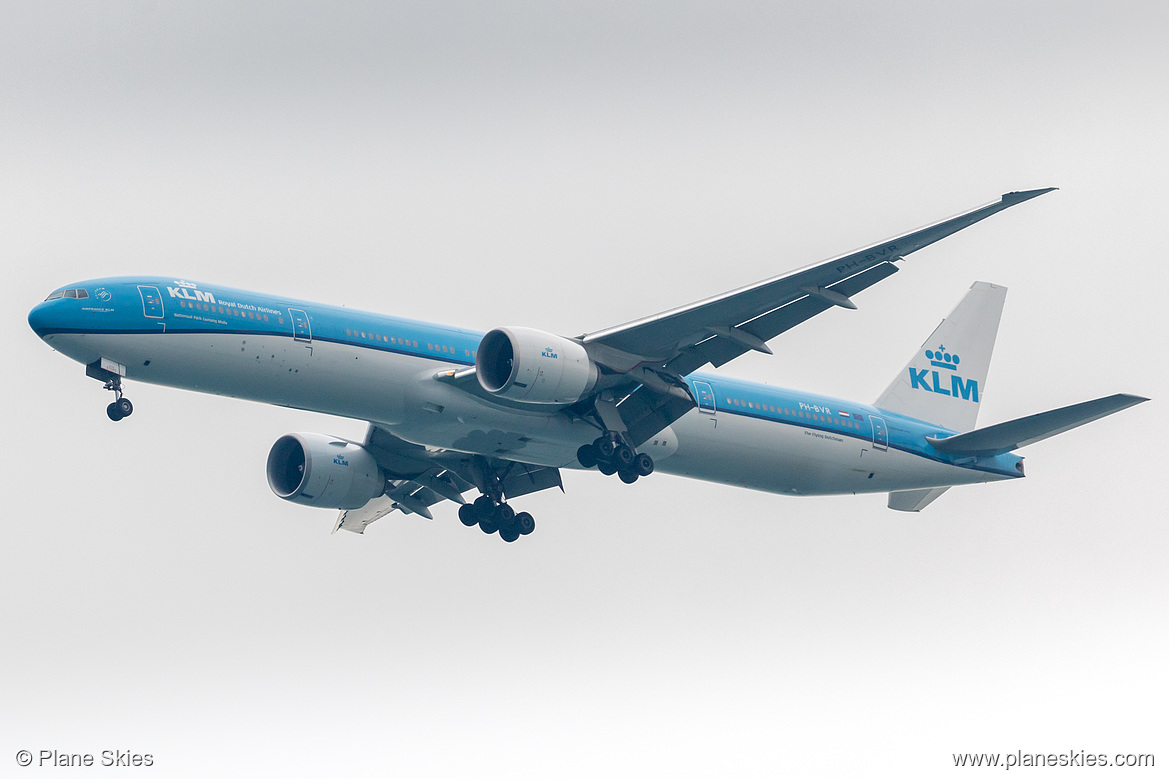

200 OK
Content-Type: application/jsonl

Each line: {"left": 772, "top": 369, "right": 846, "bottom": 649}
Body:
{"left": 576, "top": 434, "right": 654, "bottom": 484}
{"left": 458, "top": 496, "right": 535, "bottom": 543}
{"left": 453, "top": 456, "right": 538, "bottom": 543}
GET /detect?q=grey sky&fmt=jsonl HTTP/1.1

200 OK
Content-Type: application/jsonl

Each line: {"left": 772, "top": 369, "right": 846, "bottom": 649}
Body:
{"left": 3, "top": 2, "right": 1166, "bottom": 776}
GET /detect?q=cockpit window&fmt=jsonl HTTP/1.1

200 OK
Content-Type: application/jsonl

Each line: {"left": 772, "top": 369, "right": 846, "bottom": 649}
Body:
{"left": 45, "top": 288, "right": 89, "bottom": 300}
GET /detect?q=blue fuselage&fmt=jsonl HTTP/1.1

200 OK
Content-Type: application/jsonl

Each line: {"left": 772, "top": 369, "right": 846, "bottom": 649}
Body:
{"left": 29, "top": 276, "right": 1023, "bottom": 496}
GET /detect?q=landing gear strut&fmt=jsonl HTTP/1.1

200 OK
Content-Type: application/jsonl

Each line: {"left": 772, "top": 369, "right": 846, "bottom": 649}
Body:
{"left": 577, "top": 433, "right": 653, "bottom": 484}
{"left": 87, "top": 360, "right": 134, "bottom": 422}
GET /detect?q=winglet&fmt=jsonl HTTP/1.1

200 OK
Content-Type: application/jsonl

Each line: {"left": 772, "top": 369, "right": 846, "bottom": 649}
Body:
{"left": 1001, "top": 187, "right": 1057, "bottom": 204}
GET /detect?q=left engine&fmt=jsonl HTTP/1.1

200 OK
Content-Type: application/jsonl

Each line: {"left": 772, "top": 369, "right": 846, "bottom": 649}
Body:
{"left": 475, "top": 327, "right": 599, "bottom": 404}
{"left": 266, "top": 433, "right": 385, "bottom": 509}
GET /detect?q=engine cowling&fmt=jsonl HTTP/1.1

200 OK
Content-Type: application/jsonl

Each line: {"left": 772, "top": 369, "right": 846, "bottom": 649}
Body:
{"left": 475, "top": 327, "right": 598, "bottom": 404}
{"left": 266, "top": 433, "right": 385, "bottom": 509}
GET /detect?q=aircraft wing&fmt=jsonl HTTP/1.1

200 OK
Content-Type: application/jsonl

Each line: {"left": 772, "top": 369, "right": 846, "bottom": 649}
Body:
{"left": 434, "top": 189, "right": 1055, "bottom": 449}
{"left": 581, "top": 189, "right": 1055, "bottom": 377}
{"left": 334, "top": 424, "right": 563, "bottom": 534}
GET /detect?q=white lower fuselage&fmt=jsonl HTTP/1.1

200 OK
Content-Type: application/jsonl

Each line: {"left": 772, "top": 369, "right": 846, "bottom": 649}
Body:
{"left": 42, "top": 329, "right": 1015, "bottom": 496}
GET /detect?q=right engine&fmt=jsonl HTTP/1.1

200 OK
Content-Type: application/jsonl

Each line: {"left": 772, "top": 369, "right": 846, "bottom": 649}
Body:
{"left": 265, "top": 433, "right": 386, "bottom": 510}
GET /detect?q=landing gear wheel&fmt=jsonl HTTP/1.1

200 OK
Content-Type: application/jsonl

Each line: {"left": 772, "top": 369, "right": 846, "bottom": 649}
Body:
{"left": 634, "top": 452, "right": 654, "bottom": 477}
{"left": 499, "top": 525, "right": 520, "bottom": 543}
{"left": 479, "top": 516, "right": 499, "bottom": 534}
{"left": 473, "top": 495, "right": 495, "bottom": 514}
{"left": 496, "top": 503, "right": 515, "bottom": 523}
{"left": 106, "top": 402, "right": 124, "bottom": 422}
{"left": 598, "top": 460, "right": 617, "bottom": 476}
{"left": 458, "top": 504, "right": 479, "bottom": 527}
{"left": 577, "top": 444, "right": 598, "bottom": 468}
{"left": 597, "top": 438, "right": 617, "bottom": 458}
{"left": 515, "top": 512, "right": 535, "bottom": 536}
{"left": 615, "top": 444, "right": 635, "bottom": 468}
{"left": 619, "top": 469, "right": 639, "bottom": 484}
{"left": 116, "top": 397, "right": 134, "bottom": 417}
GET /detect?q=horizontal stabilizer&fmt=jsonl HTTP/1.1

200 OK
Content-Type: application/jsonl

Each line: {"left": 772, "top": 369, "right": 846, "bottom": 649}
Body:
{"left": 927, "top": 393, "right": 1148, "bottom": 457}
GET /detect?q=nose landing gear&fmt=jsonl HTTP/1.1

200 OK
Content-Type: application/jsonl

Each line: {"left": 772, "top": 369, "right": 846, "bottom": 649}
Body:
{"left": 86, "top": 359, "right": 134, "bottom": 422}
{"left": 106, "top": 395, "right": 134, "bottom": 422}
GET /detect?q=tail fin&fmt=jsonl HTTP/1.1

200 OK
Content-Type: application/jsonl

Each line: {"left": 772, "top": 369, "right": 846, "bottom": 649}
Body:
{"left": 874, "top": 281, "right": 1007, "bottom": 432}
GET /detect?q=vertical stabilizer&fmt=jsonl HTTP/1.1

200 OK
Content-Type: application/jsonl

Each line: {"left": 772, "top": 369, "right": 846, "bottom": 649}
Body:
{"left": 874, "top": 282, "right": 1006, "bottom": 432}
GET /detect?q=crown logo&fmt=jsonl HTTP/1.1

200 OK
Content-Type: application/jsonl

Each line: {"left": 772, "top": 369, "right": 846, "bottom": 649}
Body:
{"left": 924, "top": 344, "right": 960, "bottom": 371}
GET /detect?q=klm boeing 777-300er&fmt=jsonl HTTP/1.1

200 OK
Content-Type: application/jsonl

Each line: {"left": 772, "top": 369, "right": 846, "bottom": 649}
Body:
{"left": 28, "top": 188, "right": 1147, "bottom": 542}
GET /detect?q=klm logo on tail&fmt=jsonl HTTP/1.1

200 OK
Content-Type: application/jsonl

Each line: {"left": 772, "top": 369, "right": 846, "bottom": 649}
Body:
{"left": 909, "top": 345, "right": 978, "bottom": 402}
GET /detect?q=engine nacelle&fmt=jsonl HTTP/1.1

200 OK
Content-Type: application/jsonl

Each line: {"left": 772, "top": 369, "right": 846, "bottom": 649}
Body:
{"left": 475, "top": 327, "right": 598, "bottom": 404}
{"left": 266, "top": 433, "right": 385, "bottom": 509}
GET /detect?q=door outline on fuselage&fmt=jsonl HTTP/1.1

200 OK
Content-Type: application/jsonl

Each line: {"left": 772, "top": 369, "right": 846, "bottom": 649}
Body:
{"left": 288, "top": 309, "right": 311, "bottom": 342}
{"left": 138, "top": 285, "right": 164, "bottom": 319}
{"left": 870, "top": 415, "right": 889, "bottom": 451}
{"left": 693, "top": 381, "right": 716, "bottom": 415}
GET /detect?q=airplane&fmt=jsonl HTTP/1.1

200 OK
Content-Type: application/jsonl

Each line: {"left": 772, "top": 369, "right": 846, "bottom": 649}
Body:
{"left": 27, "top": 188, "right": 1148, "bottom": 542}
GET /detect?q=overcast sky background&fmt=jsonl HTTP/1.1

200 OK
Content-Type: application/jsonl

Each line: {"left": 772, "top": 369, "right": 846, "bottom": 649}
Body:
{"left": 3, "top": 2, "right": 1166, "bottom": 776}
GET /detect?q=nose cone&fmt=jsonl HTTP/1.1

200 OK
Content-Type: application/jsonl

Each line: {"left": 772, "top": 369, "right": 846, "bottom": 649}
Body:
{"left": 28, "top": 301, "right": 59, "bottom": 339}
